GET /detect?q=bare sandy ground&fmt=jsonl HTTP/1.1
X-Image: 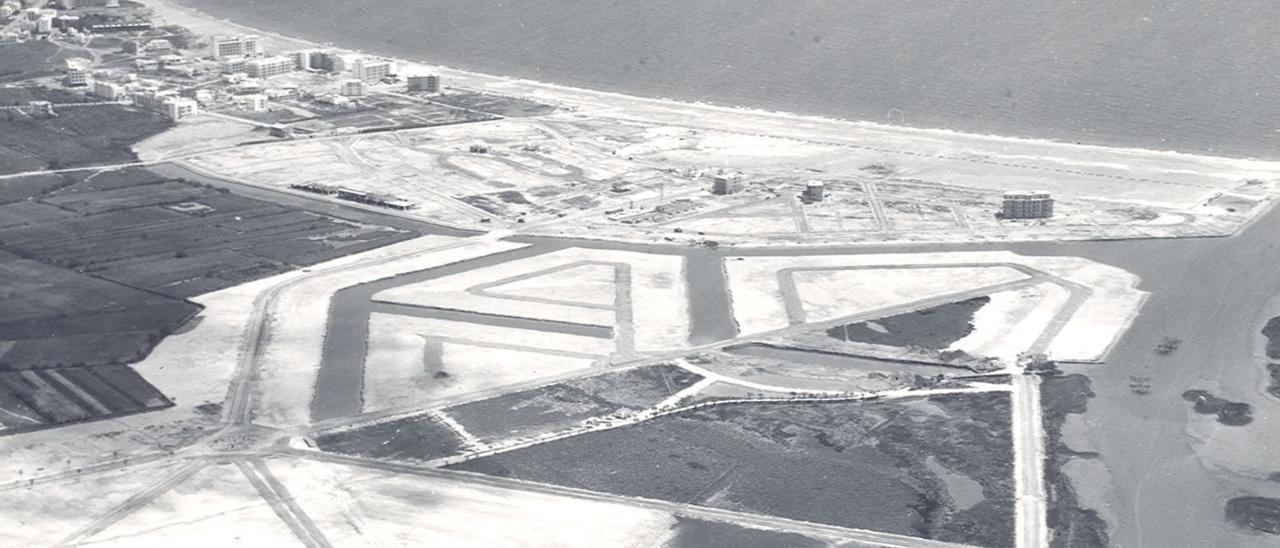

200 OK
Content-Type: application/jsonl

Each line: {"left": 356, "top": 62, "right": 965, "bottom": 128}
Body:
{"left": 362, "top": 313, "right": 602, "bottom": 413}
{"left": 80, "top": 463, "right": 298, "bottom": 547}
{"left": 726, "top": 252, "right": 1146, "bottom": 363}
{"left": 142, "top": 0, "right": 1280, "bottom": 246}
{"left": 950, "top": 284, "right": 1073, "bottom": 365}
{"left": 267, "top": 456, "right": 679, "bottom": 547}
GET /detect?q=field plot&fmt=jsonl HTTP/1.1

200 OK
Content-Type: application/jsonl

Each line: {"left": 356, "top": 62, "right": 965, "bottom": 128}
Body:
{"left": 0, "top": 249, "right": 199, "bottom": 368}
{"left": 443, "top": 364, "right": 702, "bottom": 444}
{"left": 0, "top": 365, "right": 171, "bottom": 434}
{"left": 450, "top": 392, "right": 1015, "bottom": 547}
{"left": 0, "top": 87, "right": 170, "bottom": 175}
{"left": 315, "top": 411, "right": 468, "bottom": 463}
{"left": 0, "top": 168, "right": 416, "bottom": 299}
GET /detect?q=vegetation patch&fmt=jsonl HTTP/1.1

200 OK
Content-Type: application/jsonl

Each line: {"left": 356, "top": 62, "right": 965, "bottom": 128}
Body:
{"left": 0, "top": 42, "right": 91, "bottom": 83}
{"left": 825, "top": 296, "right": 990, "bottom": 349}
{"left": 444, "top": 364, "right": 700, "bottom": 443}
{"left": 0, "top": 87, "right": 171, "bottom": 175}
{"left": 429, "top": 91, "right": 557, "bottom": 118}
{"left": 1262, "top": 317, "right": 1280, "bottom": 359}
{"left": 1225, "top": 497, "right": 1280, "bottom": 535}
{"left": 1267, "top": 364, "right": 1280, "bottom": 399}
{"left": 315, "top": 413, "right": 466, "bottom": 462}
{"left": 1181, "top": 389, "right": 1253, "bottom": 426}
{"left": 1042, "top": 374, "right": 1110, "bottom": 548}
{"left": 450, "top": 393, "right": 1014, "bottom": 547}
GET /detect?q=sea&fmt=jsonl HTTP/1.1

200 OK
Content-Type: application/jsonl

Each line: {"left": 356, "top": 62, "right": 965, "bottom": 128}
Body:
{"left": 178, "top": 0, "right": 1280, "bottom": 159}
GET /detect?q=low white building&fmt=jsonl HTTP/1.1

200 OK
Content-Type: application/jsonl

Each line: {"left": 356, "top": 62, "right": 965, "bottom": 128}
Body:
{"left": 161, "top": 96, "right": 199, "bottom": 120}
{"left": 242, "top": 94, "right": 267, "bottom": 112}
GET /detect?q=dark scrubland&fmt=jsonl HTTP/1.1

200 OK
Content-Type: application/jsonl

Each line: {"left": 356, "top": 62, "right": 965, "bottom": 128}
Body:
{"left": 1180, "top": 390, "right": 1253, "bottom": 426}
{"left": 826, "top": 296, "right": 989, "bottom": 350}
{"left": 450, "top": 392, "right": 1014, "bottom": 547}
{"left": 315, "top": 413, "right": 466, "bottom": 463}
{"left": 0, "top": 42, "right": 91, "bottom": 83}
{"left": 1260, "top": 319, "right": 1280, "bottom": 398}
{"left": 0, "top": 87, "right": 171, "bottom": 175}
{"left": 1225, "top": 497, "right": 1280, "bottom": 535}
{"left": 445, "top": 364, "right": 701, "bottom": 443}
{"left": 1041, "top": 374, "right": 1109, "bottom": 548}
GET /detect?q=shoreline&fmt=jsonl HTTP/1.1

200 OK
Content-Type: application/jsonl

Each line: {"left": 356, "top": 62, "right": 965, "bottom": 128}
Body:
{"left": 146, "top": 0, "right": 1280, "bottom": 170}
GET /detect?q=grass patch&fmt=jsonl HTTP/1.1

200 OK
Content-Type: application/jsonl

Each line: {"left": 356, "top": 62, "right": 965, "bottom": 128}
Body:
{"left": 450, "top": 392, "right": 1013, "bottom": 546}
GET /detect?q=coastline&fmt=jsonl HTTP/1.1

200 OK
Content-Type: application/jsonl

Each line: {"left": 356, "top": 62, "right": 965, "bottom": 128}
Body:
{"left": 146, "top": 0, "right": 1280, "bottom": 171}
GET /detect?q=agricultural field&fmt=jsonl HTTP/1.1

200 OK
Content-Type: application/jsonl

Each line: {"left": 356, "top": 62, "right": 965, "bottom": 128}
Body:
{"left": 0, "top": 168, "right": 417, "bottom": 299}
{"left": 449, "top": 392, "right": 1015, "bottom": 547}
{"left": 443, "top": 364, "right": 702, "bottom": 444}
{"left": 0, "top": 365, "right": 171, "bottom": 434}
{"left": 0, "top": 87, "right": 172, "bottom": 175}
{"left": 0, "top": 248, "right": 200, "bottom": 368}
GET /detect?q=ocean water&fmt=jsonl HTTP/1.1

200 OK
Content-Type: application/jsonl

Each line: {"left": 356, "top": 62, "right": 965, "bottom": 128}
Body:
{"left": 178, "top": 0, "right": 1280, "bottom": 159}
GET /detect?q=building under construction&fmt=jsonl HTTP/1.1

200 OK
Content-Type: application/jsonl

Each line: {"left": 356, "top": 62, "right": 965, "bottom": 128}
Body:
{"left": 1002, "top": 191, "right": 1054, "bottom": 219}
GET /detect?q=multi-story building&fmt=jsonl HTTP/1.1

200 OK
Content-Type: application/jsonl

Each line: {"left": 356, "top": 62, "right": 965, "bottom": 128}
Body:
{"left": 802, "top": 181, "right": 825, "bottom": 203}
{"left": 352, "top": 57, "right": 392, "bottom": 83}
{"left": 292, "top": 49, "right": 317, "bottom": 70}
{"left": 711, "top": 171, "right": 743, "bottom": 195}
{"left": 1001, "top": 191, "right": 1054, "bottom": 219}
{"left": 407, "top": 74, "right": 441, "bottom": 93}
{"left": 211, "top": 34, "right": 260, "bottom": 59}
{"left": 160, "top": 96, "right": 198, "bottom": 120}
{"left": 64, "top": 67, "right": 88, "bottom": 86}
{"left": 246, "top": 55, "right": 294, "bottom": 79}
{"left": 340, "top": 79, "right": 365, "bottom": 97}
{"left": 220, "top": 57, "right": 248, "bottom": 74}
{"left": 62, "top": 0, "right": 120, "bottom": 8}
